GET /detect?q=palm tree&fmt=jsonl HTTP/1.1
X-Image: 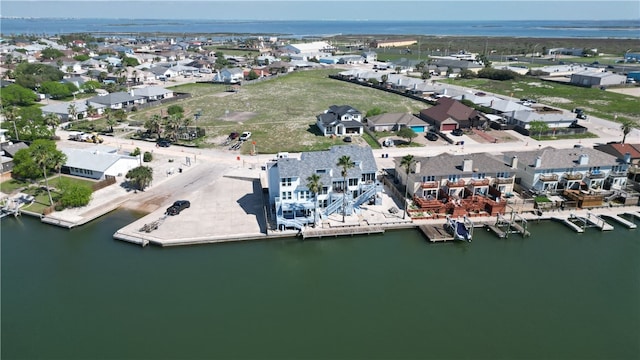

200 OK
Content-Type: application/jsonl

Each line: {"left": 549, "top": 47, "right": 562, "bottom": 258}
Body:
{"left": 337, "top": 155, "right": 355, "bottom": 223}
{"left": 31, "top": 141, "right": 67, "bottom": 206}
{"left": 166, "top": 114, "right": 183, "bottom": 141}
{"left": 67, "top": 103, "right": 78, "bottom": 122}
{"left": 306, "top": 173, "right": 323, "bottom": 227}
{"left": 620, "top": 118, "right": 638, "bottom": 144}
{"left": 86, "top": 104, "right": 98, "bottom": 118}
{"left": 2, "top": 106, "right": 21, "bottom": 140}
{"left": 400, "top": 154, "right": 415, "bottom": 219}
{"left": 145, "top": 114, "right": 163, "bottom": 139}
{"left": 43, "top": 113, "right": 60, "bottom": 136}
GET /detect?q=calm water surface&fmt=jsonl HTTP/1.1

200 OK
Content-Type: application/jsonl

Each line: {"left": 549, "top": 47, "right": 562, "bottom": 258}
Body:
{"left": 2, "top": 211, "right": 639, "bottom": 359}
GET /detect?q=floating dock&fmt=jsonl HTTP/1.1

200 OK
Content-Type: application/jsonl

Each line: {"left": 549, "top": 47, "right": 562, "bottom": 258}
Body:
{"left": 585, "top": 212, "right": 614, "bottom": 231}
{"left": 552, "top": 216, "right": 585, "bottom": 233}
{"left": 600, "top": 214, "right": 637, "bottom": 229}
{"left": 418, "top": 224, "right": 455, "bottom": 242}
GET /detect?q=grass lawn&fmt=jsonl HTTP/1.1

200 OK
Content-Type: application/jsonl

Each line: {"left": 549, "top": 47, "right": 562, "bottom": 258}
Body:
{"left": 130, "top": 69, "right": 429, "bottom": 154}
{"left": 441, "top": 77, "right": 639, "bottom": 124}
{"left": 0, "top": 178, "right": 29, "bottom": 194}
{"left": 2, "top": 175, "right": 96, "bottom": 213}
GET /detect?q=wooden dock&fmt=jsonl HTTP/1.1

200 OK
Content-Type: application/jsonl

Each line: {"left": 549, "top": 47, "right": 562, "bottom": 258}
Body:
{"left": 418, "top": 224, "right": 455, "bottom": 242}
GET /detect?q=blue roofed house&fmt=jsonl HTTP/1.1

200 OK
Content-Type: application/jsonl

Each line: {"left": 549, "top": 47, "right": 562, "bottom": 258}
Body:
{"left": 316, "top": 105, "right": 364, "bottom": 137}
{"left": 266, "top": 145, "right": 381, "bottom": 230}
{"left": 61, "top": 145, "right": 140, "bottom": 180}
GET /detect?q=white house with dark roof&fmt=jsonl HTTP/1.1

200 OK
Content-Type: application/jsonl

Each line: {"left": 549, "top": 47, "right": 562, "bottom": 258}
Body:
{"left": 213, "top": 67, "right": 244, "bottom": 83}
{"left": 502, "top": 147, "right": 628, "bottom": 194}
{"left": 266, "top": 145, "right": 380, "bottom": 230}
{"left": 41, "top": 100, "right": 105, "bottom": 122}
{"left": 131, "top": 86, "right": 174, "bottom": 101}
{"left": 506, "top": 108, "right": 576, "bottom": 130}
{"left": 316, "top": 105, "right": 364, "bottom": 137}
{"left": 61, "top": 146, "right": 140, "bottom": 180}
{"left": 87, "top": 92, "right": 145, "bottom": 110}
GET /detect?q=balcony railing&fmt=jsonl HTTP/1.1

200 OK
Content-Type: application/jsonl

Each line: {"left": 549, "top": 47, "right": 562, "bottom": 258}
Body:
{"left": 608, "top": 171, "right": 627, "bottom": 177}
{"left": 421, "top": 181, "right": 439, "bottom": 189}
{"left": 446, "top": 179, "right": 466, "bottom": 187}
{"left": 563, "top": 172, "right": 583, "bottom": 180}
{"left": 495, "top": 177, "right": 514, "bottom": 184}
{"left": 587, "top": 171, "right": 605, "bottom": 179}
{"left": 539, "top": 174, "right": 559, "bottom": 181}
{"left": 470, "top": 178, "right": 490, "bottom": 186}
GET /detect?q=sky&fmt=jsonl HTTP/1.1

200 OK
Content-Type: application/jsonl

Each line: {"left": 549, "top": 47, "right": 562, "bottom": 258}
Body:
{"left": 1, "top": 0, "right": 639, "bottom": 21}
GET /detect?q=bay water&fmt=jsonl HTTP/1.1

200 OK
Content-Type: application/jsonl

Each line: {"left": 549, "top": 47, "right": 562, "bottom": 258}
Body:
{"left": 2, "top": 18, "right": 638, "bottom": 39}
{"left": 1, "top": 211, "right": 639, "bottom": 359}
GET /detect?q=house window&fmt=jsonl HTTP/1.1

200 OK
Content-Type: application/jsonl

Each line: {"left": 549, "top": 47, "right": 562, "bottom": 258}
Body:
{"left": 496, "top": 172, "right": 510, "bottom": 178}
{"left": 422, "top": 175, "right": 435, "bottom": 182}
{"left": 448, "top": 175, "right": 459, "bottom": 182}
{"left": 299, "top": 191, "right": 310, "bottom": 200}
{"left": 361, "top": 173, "right": 375, "bottom": 182}
{"left": 472, "top": 173, "right": 486, "bottom": 179}
{"left": 281, "top": 177, "right": 292, "bottom": 186}
{"left": 316, "top": 169, "right": 326, "bottom": 174}
{"left": 348, "top": 178, "right": 358, "bottom": 186}
{"left": 589, "top": 166, "right": 601, "bottom": 173}
{"left": 281, "top": 191, "right": 292, "bottom": 200}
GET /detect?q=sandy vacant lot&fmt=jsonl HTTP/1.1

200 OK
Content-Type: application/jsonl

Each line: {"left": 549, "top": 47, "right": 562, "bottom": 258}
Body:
{"left": 607, "top": 87, "right": 640, "bottom": 97}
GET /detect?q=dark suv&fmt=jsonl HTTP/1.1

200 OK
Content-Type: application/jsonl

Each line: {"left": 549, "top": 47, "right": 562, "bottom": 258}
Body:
{"left": 426, "top": 132, "right": 439, "bottom": 141}
{"left": 166, "top": 200, "right": 190, "bottom": 216}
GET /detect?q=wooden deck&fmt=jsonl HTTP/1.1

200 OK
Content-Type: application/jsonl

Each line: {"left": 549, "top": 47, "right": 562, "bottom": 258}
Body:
{"left": 418, "top": 224, "right": 455, "bottom": 242}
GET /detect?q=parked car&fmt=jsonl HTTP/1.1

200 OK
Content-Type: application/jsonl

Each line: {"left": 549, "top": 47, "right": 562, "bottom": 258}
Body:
{"left": 157, "top": 139, "right": 171, "bottom": 147}
{"left": 239, "top": 131, "right": 252, "bottom": 141}
{"left": 166, "top": 200, "right": 190, "bottom": 216}
{"left": 576, "top": 113, "right": 588, "bottom": 120}
{"left": 451, "top": 128, "right": 464, "bottom": 136}
{"left": 426, "top": 132, "right": 439, "bottom": 141}
{"left": 343, "top": 136, "right": 352, "bottom": 143}
{"left": 228, "top": 132, "right": 239, "bottom": 140}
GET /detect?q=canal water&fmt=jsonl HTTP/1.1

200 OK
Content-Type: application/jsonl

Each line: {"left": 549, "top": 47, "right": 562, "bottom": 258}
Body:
{"left": 2, "top": 211, "right": 639, "bottom": 359}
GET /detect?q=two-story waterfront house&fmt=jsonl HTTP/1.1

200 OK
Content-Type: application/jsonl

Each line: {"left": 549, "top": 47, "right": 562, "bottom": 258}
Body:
{"left": 266, "top": 145, "right": 381, "bottom": 230}
{"left": 394, "top": 152, "right": 512, "bottom": 217}
{"left": 503, "top": 147, "right": 629, "bottom": 199}
{"left": 316, "top": 105, "right": 364, "bottom": 137}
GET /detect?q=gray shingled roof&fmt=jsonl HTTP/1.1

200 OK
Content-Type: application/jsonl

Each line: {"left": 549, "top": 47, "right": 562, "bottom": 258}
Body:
{"left": 278, "top": 145, "right": 377, "bottom": 186}
{"left": 88, "top": 92, "right": 144, "bottom": 106}
{"left": 503, "top": 147, "right": 620, "bottom": 170}
{"left": 406, "top": 152, "right": 510, "bottom": 177}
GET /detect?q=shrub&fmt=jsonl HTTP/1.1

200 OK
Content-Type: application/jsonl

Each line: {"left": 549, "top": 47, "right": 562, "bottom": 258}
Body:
{"left": 130, "top": 147, "right": 141, "bottom": 156}
{"left": 143, "top": 151, "right": 153, "bottom": 162}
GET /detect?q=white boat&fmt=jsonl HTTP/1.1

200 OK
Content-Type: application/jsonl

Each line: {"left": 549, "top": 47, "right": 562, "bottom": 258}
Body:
{"left": 446, "top": 216, "right": 472, "bottom": 242}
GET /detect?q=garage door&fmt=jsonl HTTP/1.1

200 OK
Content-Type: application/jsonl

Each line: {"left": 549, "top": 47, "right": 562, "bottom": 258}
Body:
{"left": 441, "top": 124, "right": 457, "bottom": 131}
{"left": 410, "top": 125, "right": 425, "bottom": 133}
